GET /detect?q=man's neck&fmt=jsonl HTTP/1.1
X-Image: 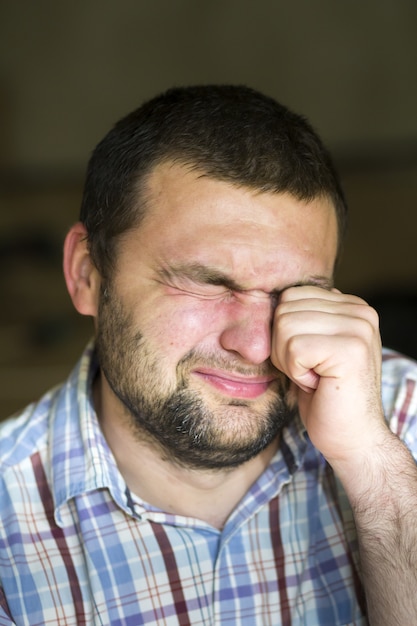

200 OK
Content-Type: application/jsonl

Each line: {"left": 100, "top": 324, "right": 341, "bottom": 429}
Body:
{"left": 116, "top": 433, "right": 278, "bottom": 529}
{"left": 95, "top": 379, "right": 279, "bottom": 529}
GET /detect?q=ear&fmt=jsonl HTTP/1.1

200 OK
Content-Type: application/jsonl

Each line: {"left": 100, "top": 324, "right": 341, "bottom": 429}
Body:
{"left": 63, "top": 222, "right": 101, "bottom": 317}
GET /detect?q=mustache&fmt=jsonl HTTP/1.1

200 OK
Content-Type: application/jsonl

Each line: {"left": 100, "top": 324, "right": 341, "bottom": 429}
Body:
{"left": 176, "top": 349, "right": 283, "bottom": 380}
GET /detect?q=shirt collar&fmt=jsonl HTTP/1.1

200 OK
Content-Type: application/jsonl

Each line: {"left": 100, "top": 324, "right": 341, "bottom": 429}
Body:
{"left": 221, "top": 414, "right": 309, "bottom": 535}
{"left": 49, "top": 341, "right": 132, "bottom": 526}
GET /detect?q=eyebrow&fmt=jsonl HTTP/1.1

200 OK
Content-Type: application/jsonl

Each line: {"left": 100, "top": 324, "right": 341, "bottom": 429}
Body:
{"left": 158, "top": 262, "right": 334, "bottom": 295}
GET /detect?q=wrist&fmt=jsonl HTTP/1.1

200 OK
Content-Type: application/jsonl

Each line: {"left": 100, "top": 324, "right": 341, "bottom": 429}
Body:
{"left": 328, "top": 429, "right": 407, "bottom": 506}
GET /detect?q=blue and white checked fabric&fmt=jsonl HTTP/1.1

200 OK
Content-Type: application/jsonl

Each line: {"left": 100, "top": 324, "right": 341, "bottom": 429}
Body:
{"left": 0, "top": 343, "right": 416, "bottom": 625}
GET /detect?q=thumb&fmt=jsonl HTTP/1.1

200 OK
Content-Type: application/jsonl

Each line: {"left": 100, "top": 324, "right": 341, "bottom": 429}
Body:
{"left": 293, "top": 369, "right": 320, "bottom": 393}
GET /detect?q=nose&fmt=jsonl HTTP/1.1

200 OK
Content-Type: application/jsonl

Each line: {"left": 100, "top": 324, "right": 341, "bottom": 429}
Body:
{"left": 219, "top": 299, "right": 273, "bottom": 365}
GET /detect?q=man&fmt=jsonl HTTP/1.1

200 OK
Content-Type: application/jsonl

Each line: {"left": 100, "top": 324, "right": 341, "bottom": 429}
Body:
{"left": 1, "top": 85, "right": 416, "bottom": 626}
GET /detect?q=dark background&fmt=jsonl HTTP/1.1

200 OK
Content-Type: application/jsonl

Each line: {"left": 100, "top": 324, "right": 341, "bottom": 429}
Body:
{"left": 1, "top": 1, "right": 416, "bottom": 417}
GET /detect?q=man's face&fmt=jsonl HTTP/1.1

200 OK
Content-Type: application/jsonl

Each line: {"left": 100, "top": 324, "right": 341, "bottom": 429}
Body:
{"left": 95, "top": 162, "right": 338, "bottom": 469}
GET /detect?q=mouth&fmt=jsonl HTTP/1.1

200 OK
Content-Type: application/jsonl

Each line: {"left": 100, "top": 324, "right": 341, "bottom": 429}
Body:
{"left": 192, "top": 368, "right": 277, "bottom": 400}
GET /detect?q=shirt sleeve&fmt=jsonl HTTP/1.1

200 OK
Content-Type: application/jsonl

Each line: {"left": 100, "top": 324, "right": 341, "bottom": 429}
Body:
{"left": 382, "top": 350, "right": 417, "bottom": 462}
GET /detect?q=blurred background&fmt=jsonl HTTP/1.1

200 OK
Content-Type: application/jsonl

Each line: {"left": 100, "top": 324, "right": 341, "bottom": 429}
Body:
{"left": 1, "top": 0, "right": 416, "bottom": 417}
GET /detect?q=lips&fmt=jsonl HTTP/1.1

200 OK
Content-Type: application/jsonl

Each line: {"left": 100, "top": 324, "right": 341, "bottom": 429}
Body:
{"left": 192, "top": 368, "right": 276, "bottom": 399}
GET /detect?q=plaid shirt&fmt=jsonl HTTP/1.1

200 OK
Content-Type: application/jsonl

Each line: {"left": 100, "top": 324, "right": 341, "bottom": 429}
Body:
{"left": 1, "top": 344, "right": 416, "bottom": 626}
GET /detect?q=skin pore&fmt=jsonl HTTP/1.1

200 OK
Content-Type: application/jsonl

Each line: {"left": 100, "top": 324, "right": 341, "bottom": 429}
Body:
{"left": 73, "top": 161, "right": 339, "bottom": 527}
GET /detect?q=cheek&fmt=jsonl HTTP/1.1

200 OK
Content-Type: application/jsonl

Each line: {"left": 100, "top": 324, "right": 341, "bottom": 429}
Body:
{"left": 148, "top": 301, "right": 223, "bottom": 355}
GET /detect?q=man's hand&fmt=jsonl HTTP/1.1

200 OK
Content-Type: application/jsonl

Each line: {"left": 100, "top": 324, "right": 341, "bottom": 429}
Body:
{"left": 272, "top": 286, "right": 417, "bottom": 625}
{"left": 271, "top": 286, "right": 388, "bottom": 468}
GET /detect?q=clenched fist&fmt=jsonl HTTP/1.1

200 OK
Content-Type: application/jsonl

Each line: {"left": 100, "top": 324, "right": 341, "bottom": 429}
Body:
{"left": 271, "top": 286, "right": 387, "bottom": 468}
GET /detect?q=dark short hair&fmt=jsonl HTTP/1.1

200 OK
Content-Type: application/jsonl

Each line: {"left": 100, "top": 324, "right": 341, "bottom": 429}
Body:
{"left": 80, "top": 84, "right": 347, "bottom": 278}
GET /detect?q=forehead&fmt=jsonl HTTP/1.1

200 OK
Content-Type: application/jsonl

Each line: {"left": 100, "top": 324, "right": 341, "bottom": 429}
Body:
{"left": 126, "top": 162, "right": 338, "bottom": 289}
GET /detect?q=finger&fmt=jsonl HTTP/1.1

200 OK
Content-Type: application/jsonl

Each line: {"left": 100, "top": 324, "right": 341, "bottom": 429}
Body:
{"left": 272, "top": 330, "right": 381, "bottom": 389}
{"left": 274, "top": 305, "right": 380, "bottom": 343}
{"left": 276, "top": 292, "right": 379, "bottom": 331}
{"left": 280, "top": 285, "right": 369, "bottom": 307}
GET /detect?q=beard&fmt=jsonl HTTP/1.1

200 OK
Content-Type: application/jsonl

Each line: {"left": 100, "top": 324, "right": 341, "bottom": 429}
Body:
{"left": 95, "top": 285, "right": 298, "bottom": 470}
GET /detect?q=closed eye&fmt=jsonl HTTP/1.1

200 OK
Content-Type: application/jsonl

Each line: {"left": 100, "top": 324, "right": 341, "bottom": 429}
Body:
{"left": 155, "top": 267, "right": 233, "bottom": 300}
{"left": 156, "top": 263, "right": 234, "bottom": 296}
{"left": 166, "top": 282, "right": 233, "bottom": 300}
